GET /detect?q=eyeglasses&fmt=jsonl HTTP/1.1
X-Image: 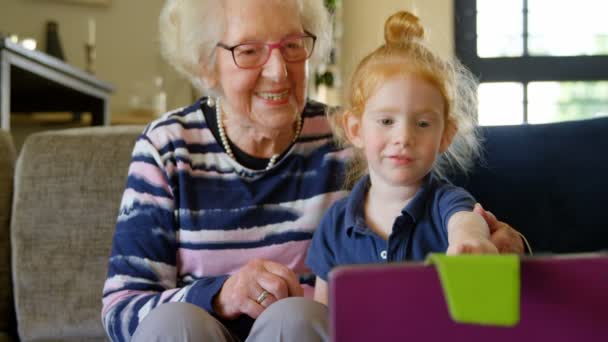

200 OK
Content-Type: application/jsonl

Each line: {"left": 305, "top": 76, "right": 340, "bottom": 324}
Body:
{"left": 216, "top": 31, "right": 317, "bottom": 69}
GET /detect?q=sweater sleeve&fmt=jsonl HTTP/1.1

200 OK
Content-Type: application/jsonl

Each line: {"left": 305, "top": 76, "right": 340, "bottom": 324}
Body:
{"left": 100, "top": 134, "right": 228, "bottom": 342}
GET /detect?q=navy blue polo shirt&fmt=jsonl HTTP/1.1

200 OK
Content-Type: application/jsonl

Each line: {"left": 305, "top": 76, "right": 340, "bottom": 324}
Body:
{"left": 306, "top": 173, "right": 476, "bottom": 281}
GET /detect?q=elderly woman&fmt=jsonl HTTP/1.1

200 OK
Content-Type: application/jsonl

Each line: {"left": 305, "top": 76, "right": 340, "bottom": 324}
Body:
{"left": 101, "top": 0, "right": 524, "bottom": 341}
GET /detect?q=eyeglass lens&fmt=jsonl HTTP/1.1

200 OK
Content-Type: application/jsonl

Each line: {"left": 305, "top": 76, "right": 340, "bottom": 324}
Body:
{"left": 232, "top": 36, "right": 314, "bottom": 68}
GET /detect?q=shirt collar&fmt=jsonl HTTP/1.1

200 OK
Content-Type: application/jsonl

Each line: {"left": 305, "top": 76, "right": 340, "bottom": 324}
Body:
{"left": 343, "top": 173, "right": 437, "bottom": 237}
{"left": 401, "top": 173, "right": 435, "bottom": 224}
{"left": 344, "top": 175, "right": 371, "bottom": 236}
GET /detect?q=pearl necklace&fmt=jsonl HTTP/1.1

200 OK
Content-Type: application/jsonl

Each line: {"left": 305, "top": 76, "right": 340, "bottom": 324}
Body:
{"left": 216, "top": 98, "right": 303, "bottom": 171}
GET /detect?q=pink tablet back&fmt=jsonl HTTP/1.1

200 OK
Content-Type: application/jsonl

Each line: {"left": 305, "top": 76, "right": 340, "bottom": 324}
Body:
{"left": 329, "top": 254, "right": 608, "bottom": 341}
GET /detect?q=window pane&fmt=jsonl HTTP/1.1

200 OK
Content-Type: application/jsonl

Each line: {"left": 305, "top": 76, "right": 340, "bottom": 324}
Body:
{"left": 529, "top": 0, "right": 608, "bottom": 56}
{"left": 527, "top": 81, "right": 608, "bottom": 124}
{"left": 478, "top": 83, "right": 524, "bottom": 126}
{"left": 477, "top": 0, "right": 523, "bottom": 57}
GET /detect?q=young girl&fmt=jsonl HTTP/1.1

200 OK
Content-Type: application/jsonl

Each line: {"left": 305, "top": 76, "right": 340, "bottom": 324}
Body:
{"left": 306, "top": 10, "right": 498, "bottom": 305}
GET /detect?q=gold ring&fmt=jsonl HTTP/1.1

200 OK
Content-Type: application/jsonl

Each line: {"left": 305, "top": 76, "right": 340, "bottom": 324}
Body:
{"left": 256, "top": 290, "right": 269, "bottom": 304}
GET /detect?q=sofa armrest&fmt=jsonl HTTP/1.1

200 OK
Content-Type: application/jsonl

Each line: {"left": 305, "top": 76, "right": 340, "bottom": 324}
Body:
{"left": 10, "top": 126, "right": 142, "bottom": 341}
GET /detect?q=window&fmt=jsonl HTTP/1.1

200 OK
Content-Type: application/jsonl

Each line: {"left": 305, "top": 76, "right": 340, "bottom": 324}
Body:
{"left": 455, "top": 0, "right": 608, "bottom": 125}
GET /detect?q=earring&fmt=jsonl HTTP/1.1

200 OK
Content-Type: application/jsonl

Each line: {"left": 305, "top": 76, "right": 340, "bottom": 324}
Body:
{"left": 207, "top": 97, "right": 216, "bottom": 108}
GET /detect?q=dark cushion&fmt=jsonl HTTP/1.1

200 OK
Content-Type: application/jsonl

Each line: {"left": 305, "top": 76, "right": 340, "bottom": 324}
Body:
{"left": 451, "top": 117, "right": 608, "bottom": 254}
{"left": 0, "top": 130, "right": 16, "bottom": 338}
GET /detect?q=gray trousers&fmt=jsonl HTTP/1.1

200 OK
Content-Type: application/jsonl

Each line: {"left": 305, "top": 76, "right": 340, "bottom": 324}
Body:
{"left": 131, "top": 297, "right": 329, "bottom": 342}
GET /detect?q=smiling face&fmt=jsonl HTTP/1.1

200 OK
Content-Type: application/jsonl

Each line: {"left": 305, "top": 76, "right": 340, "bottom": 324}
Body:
{"left": 210, "top": 0, "right": 308, "bottom": 132}
{"left": 345, "top": 75, "right": 453, "bottom": 189}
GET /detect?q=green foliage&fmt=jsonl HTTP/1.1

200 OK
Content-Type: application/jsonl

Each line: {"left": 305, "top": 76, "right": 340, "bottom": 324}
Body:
{"left": 324, "top": 0, "right": 336, "bottom": 13}
{"left": 556, "top": 82, "right": 608, "bottom": 120}
{"left": 315, "top": 71, "right": 334, "bottom": 88}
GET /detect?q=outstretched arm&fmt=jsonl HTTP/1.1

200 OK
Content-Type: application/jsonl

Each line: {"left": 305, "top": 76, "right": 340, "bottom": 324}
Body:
{"left": 447, "top": 211, "right": 498, "bottom": 255}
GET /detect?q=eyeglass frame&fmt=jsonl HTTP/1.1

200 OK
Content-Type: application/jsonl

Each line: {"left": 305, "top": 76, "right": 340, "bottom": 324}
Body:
{"left": 216, "top": 30, "right": 317, "bottom": 69}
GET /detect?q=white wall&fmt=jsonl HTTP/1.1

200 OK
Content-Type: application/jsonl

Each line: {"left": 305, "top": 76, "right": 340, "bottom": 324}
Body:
{"left": 1, "top": 0, "right": 453, "bottom": 115}
{"left": 341, "top": 0, "right": 454, "bottom": 100}
{"left": 1, "top": 0, "right": 191, "bottom": 115}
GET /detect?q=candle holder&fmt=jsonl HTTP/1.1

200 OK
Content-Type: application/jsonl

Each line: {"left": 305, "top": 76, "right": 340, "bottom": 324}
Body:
{"left": 85, "top": 43, "right": 96, "bottom": 74}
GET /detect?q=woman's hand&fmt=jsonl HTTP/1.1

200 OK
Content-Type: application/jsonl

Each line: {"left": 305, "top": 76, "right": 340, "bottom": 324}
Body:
{"left": 474, "top": 203, "right": 525, "bottom": 254}
{"left": 212, "top": 259, "right": 304, "bottom": 320}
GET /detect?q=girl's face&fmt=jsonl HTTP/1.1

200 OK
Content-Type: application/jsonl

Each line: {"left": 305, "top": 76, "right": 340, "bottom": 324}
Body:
{"left": 211, "top": 0, "right": 308, "bottom": 132}
{"left": 346, "top": 75, "right": 452, "bottom": 189}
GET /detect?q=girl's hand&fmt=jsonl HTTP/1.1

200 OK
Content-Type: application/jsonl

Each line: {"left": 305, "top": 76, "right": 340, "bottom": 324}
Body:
{"left": 212, "top": 259, "right": 303, "bottom": 320}
{"left": 446, "top": 238, "right": 498, "bottom": 255}
{"left": 447, "top": 210, "right": 498, "bottom": 255}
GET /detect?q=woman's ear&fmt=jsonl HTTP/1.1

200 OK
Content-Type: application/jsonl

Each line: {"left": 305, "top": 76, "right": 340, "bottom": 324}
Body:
{"left": 344, "top": 111, "right": 364, "bottom": 148}
{"left": 439, "top": 119, "right": 457, "bottom": 153}
{"left": 199, "top": 62, "right": 219, "bottom": 90}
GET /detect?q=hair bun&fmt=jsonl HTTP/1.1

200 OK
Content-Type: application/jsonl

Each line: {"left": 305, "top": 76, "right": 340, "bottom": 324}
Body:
{"left": 384, "top": 11, "right": 424, "bottom": 47}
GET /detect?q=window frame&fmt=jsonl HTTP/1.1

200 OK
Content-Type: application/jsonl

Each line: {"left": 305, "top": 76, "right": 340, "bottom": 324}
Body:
{"left": 454, "top": 0, "right": 608, "bottom": 123}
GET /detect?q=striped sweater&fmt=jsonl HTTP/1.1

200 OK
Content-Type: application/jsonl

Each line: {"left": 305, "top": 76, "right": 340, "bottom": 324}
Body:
{"left": 101, "top": 99, "right": 350, "bottom": 341}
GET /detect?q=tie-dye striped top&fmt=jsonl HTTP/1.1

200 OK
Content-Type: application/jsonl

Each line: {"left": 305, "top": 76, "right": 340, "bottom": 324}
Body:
{"left": 101, "top": 99, "right": 350, "bottom": 341}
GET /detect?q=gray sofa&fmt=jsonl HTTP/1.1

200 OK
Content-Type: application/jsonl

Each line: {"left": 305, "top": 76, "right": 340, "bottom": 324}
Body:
{"left": 0, "top": 126, "right": 143, "bottom": 342}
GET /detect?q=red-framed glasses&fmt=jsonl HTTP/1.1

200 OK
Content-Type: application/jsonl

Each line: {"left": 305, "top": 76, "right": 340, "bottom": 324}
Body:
{"left": 216, "top": 31, "right": 317, "bottom": 69}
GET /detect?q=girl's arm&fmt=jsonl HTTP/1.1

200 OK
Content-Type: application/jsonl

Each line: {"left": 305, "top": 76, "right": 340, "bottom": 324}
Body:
{"left": 446, "top": 211, "right": 498, "bottom": 255}
{"left": 313, "top": 276, "right": 329, "bottom": 305}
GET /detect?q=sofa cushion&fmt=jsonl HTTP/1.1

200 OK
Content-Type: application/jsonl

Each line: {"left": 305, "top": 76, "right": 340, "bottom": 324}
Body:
{"left": 0, "top": 130, "right": 17, "bottom": 338}
{"left": 11, "top": 126, "right": 143, "bottom": 341}
{"left": 451, "top": 117, "right": 608, "bottom": 253}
